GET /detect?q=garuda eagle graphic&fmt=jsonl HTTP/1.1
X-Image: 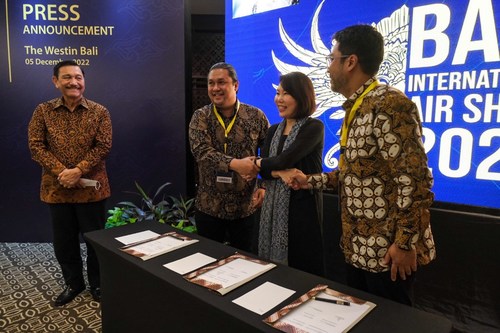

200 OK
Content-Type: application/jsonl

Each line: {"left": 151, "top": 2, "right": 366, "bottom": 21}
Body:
{"left": 272, "top": 0, "right": 409, "bottom": 168}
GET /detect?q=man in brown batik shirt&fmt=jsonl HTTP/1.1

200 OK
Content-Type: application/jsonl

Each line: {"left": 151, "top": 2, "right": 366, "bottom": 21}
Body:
{"left": 288, "top": 25, "right": 435, "bottom": 306}
{"left": 189, "top": 62, "right": 269, "bottom": 253}
{"left": 28, "top": 60, "right": 112, "bottom": 306}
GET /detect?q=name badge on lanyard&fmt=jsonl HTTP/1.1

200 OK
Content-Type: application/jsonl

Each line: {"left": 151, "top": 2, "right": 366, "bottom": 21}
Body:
{"left": 213, "top": 101, "right": 240, "bottom": 185}
{"left": 216, "top": 171, "right": 234, "bottom": 184}
{"left": 213, "top": 101, "right": 240, "bottom": 154}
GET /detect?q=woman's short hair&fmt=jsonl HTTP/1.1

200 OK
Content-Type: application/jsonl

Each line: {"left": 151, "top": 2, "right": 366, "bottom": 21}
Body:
{"left": 278, "top": 72, "right": 316, "bottom": 118}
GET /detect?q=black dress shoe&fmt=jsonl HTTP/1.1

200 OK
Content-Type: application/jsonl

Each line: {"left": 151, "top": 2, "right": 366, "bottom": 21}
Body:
{"left": 90, "top": 287, "right": 101, "bottom": 302}
{"left": 54, "top": 285, "right": 85, "bottom": 307}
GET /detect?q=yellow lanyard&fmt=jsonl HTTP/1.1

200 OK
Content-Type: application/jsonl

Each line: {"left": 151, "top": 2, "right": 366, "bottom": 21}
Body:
{"left": 339, "top": 80, "right": 379, "bottom": 167}
{"left": 213, "top": 101, "right": 240, "bottom": 154}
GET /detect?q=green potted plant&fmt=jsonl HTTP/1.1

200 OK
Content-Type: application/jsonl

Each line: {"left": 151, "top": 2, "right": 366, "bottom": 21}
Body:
{"left": 106, "top": 181, "right": 196, "bottom": 233}
{"left": 167, "top": 195, "right": 196, "bottom": 233}
{"left": 106, "top": 206, "right": 138, "bottom": 228}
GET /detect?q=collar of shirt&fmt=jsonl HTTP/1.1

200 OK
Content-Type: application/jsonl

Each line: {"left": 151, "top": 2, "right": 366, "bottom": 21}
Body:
{"left": 54, "top": 96, "right": 89, "bottom": 112}
{"left": 212, "top": 99, "right": 240, "bottom": 120}
{"left": 342, "top": 77, "right": 378, "bottom": 111}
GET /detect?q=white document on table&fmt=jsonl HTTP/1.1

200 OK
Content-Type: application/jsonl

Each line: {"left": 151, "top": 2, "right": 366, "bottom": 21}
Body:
{"left": 163, "top": 252, "right": 217, "bottom": 275}
{"left": 115, "top": 230, "right": 160, "bottom": 245}
{"left": 279, "top": 291, "right": 374, "bottom": 333}
{"left": 197, "top": 258, "right": 272, "bottom": 289}
{"left": 232, "top": 281, "right": 295, "bottom": 315}
{"left": 184, "top": 254, "right": 276, "bottom": 295}
{"left": 120, "top": 232, "right": 199, "bottom": 260}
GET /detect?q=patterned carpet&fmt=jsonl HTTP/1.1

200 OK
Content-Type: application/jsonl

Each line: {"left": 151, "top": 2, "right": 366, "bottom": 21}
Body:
{"left": 0, "top": 243, "right": 101, "bottom": 333}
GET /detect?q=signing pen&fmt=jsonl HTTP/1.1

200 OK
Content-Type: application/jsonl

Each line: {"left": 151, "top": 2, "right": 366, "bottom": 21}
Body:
{"left": 312, "top": 296, "right": 350, "bottom": 306}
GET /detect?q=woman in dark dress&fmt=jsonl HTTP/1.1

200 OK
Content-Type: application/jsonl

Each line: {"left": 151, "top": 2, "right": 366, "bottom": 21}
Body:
{"left": 254, "top": 72, "right": 325, "bottom": 276}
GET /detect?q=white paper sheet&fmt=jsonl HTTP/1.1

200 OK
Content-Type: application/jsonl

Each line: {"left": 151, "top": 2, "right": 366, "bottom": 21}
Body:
{"left": 163, "top": 252, "right": 217, "bottom": 275}
{"left": 184, "top": 254, "right": 277, "bottom": 295}
{"left": 128, "top": 236, "right": 184, "bottom": 256}
{"left": 196, "top": 258, "right": 270, "bottom": 289}
{"left": 279, "top": 291, "right": 374, "bottom": 333}
{"left": 115, "top": 230, "right": 160, "bottom": 245}
{"left": 232, "top": 282, "right": 295, "bottom": 315}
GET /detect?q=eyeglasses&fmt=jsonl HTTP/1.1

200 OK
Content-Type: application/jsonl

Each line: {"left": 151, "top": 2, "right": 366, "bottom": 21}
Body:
{"left": 326, "top": 54, "right": 351, "bottom": 66}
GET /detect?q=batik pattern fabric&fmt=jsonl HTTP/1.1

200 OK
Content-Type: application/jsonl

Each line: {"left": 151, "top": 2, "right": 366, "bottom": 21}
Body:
{"left": 189, "top": 102, "right": 269, "bottom": 220}
{"left": 28, "top": 97, "right": 112, "bottom": 203}
{"left": 308, "top": 78, "right": 436, "bottom": 273}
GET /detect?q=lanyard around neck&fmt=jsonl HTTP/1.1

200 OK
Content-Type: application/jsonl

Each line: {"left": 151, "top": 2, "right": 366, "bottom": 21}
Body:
{"left": 213, "top": 101, "right": 240, "bottom": 154}
{"left": 339, "top": 80, "right": 379, "bottom": 167}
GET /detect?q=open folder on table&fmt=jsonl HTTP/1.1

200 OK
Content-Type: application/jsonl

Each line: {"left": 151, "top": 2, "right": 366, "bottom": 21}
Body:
{"left": 119, "top": 231, "right": 198, "bottom": 260}
{"left": 183, "top": 253, "right": 276, "bottom": 295}
{"left": 264, "top": 284, "right": 376, "bottom": 333}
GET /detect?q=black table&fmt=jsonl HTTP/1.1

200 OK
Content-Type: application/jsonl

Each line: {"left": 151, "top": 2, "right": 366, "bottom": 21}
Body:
{"left": 85, "top": 222, "right": 452, "bottom": 333}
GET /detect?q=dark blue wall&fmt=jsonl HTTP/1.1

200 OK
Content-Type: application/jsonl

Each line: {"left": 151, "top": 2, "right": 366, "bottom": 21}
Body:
{"left": 0, "top": 1, "right": 189, "bottom": 242}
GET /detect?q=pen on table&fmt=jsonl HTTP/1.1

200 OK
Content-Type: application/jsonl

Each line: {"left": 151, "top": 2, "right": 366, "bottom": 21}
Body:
{"left": 312, "top": 296, "right": 350, "bottom": 306}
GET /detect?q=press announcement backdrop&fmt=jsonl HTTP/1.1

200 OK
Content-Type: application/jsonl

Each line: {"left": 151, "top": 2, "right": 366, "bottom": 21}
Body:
{"left": 0, "top": 0, "right": 188, "bottom": 241}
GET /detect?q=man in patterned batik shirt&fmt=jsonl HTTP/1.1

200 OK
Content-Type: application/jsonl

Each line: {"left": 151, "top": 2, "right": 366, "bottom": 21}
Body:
{"left": 189, "top": 62, "right": 269, "bottom": 253}
{"left": 288, "top": 24, "right": 435, "bottom": 305}
{"left": 28, "top": 60, "right": 112, "bottom": 306}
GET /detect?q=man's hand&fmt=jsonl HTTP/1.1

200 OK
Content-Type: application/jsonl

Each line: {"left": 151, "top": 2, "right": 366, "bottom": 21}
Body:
{"left": 58, "top": 167, "right": 82, "bottom": 188}
{"left": 230, "top": 157, "right": 259, "bottom": 181}
{"left": 252, "top": 188, "right": 265, "bottom": 208}
{"left": 383, "top": 243, "right": 417, "bottom": 281}
{"left": 286, "top": 168, "right": 310, "bottom": 190}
